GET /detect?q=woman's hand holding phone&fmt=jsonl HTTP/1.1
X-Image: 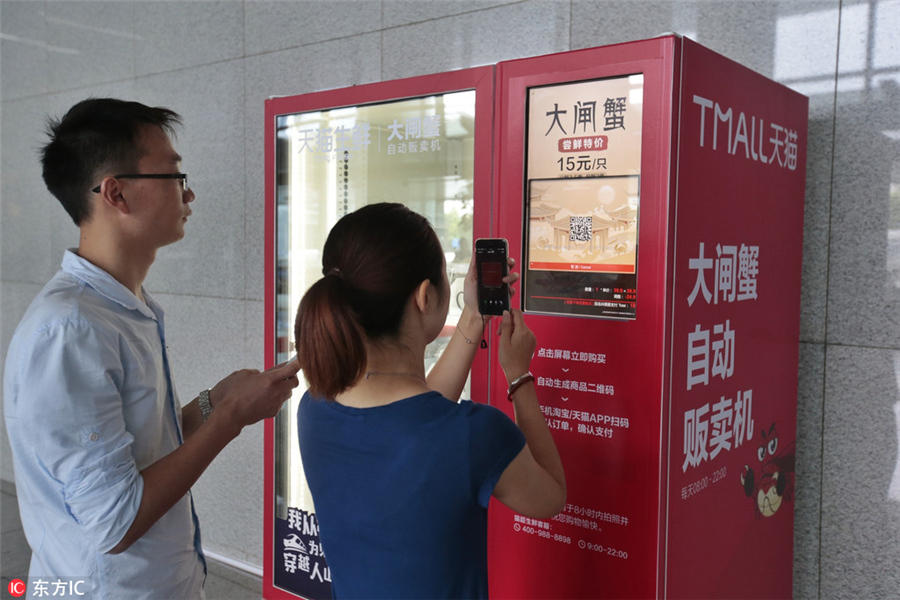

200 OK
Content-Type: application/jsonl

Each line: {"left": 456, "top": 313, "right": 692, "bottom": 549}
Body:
{"left": 463, "top": 248, "right": 518, "bottom": 317}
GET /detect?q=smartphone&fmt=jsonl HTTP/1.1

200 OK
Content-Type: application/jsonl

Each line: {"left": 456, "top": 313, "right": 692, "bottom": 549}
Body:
{"left": 475, "top": 238, "right": 510, "bottom": 315}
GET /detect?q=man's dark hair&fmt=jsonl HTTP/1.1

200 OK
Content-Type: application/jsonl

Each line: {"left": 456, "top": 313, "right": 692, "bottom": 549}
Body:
{"left": 41, "top": 98, "right": 182, "bottom": 225}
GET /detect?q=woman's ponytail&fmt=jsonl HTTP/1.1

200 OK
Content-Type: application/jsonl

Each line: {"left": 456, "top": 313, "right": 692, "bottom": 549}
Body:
{"left": 294, "top": 202, "right": 446, "bottom": 399}
{"left": 295, "top": 272, "right": 366, "bottom": 399}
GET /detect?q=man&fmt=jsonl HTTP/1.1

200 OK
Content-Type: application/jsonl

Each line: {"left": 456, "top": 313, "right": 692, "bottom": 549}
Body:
{"left": 3, "top": 98, "right": 300, "bottom": 599}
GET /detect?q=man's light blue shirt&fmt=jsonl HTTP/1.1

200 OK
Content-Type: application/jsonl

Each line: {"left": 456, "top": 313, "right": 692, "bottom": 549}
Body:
{"left": 4, "top": 250, "right": 206, "bottom": 599}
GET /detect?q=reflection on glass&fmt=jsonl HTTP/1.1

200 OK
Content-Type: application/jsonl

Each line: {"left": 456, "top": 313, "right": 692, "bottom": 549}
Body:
{"left": 273, "top": 92, "right": 476, "bottom": 519}
{"left": 774, "top": 1, "right": 900, "bottom": 97}
{"left": 891, "top": 165, "right": 900, "bottom": 505}
{"left": 892, "top": 352, "right": 900, "bottom": 503}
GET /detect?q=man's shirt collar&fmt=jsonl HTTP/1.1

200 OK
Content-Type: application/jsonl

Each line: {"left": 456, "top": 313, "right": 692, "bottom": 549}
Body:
{"left": 61, "top": 249, "right": 160, "bottom": 321}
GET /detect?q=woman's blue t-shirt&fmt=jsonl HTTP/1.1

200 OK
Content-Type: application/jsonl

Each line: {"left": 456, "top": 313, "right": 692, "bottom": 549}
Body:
{"left": 297, "top": 390, "right": 525, "bottom": 600}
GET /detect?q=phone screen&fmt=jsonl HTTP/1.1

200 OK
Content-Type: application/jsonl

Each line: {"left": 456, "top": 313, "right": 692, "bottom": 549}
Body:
{"left": 475, "top": 239, "right": 510, "bottom": 315}
{"left": 481, "top": 261, "right": 504, "bottom": 287}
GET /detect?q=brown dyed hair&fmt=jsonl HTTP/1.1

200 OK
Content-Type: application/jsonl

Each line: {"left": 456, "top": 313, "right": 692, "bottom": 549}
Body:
{"left": 294, "top": 203, "right": 446, "bottom": 399}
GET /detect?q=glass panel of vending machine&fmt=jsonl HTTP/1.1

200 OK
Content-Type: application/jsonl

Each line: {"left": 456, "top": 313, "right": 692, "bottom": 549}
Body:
{"left": 264, "top": 67, "right": 494, "bottom": 599}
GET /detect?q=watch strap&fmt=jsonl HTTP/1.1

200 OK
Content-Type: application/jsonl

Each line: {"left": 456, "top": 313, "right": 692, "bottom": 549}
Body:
{"left": 199, "top": 388, "right": 213, "bottom": 421}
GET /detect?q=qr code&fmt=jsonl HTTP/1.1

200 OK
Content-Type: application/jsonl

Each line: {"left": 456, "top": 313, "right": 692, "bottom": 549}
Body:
{"left": 570, "top": 216, "right": 593, "bottom": 243}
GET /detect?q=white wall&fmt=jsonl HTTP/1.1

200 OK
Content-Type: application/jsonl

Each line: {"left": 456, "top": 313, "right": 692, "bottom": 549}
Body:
{"left": 2, "top": 0, "right": 898, "bottom": 596}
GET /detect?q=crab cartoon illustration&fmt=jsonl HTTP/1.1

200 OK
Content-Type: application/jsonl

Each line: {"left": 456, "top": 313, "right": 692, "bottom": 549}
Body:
{"left": 740, "top": 422, "right": 796, "bottom": 517}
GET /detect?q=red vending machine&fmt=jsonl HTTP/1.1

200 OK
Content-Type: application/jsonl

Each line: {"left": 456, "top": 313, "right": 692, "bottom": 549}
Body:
{"left": 487, "top": 36, "right": 806, "bottom": 599}
{"left": 263, "top": 35, "right": 807, "bottom": 600}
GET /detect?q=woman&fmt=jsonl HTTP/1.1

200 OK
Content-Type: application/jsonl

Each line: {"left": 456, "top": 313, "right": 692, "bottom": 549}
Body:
{"left": 295, "top": 203, "right": 565, "bottom": 599}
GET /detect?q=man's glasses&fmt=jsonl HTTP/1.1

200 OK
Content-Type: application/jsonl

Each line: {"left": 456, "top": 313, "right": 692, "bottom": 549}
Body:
{"left": 91, "top": 173, "right": 188, "bottom": 194}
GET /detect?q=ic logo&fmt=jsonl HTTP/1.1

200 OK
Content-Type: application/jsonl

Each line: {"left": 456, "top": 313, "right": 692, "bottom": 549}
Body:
{"left": 8, "top": 579, "right": 26, "bottom": 597}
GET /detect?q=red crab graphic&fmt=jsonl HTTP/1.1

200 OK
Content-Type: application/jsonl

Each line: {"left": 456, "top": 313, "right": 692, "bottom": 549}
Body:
{"left": 740, "top": 422, "right": 795, "bottom": 517}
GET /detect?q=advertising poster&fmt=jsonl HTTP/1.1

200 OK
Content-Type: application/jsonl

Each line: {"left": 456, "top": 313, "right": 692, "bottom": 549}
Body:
{"left": 663, "top": 40, "right": 806, "bottom": 599}
{"left": 524, "top": 75, "right": 643, "bottom": 320}
{"left": 273, "top": 508, "right": 331, "bottom": 598}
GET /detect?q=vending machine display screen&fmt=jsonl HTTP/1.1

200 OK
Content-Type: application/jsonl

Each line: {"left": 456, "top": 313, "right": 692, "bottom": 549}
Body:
{"left": 522, "top": 74, "right": 643, "bottom": 319}
{"left": 524, "top": 175, "right": 639, "bottom": 318}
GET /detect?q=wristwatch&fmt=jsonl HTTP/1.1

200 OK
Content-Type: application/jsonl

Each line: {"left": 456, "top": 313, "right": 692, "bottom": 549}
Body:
{"left": 199, "top": 389, "right": 213, "bottom": 421}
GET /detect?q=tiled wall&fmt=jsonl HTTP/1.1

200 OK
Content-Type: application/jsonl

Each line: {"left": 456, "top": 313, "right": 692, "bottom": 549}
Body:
{"left": 2, "top": 0, "right": 898, "bottom": 595}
